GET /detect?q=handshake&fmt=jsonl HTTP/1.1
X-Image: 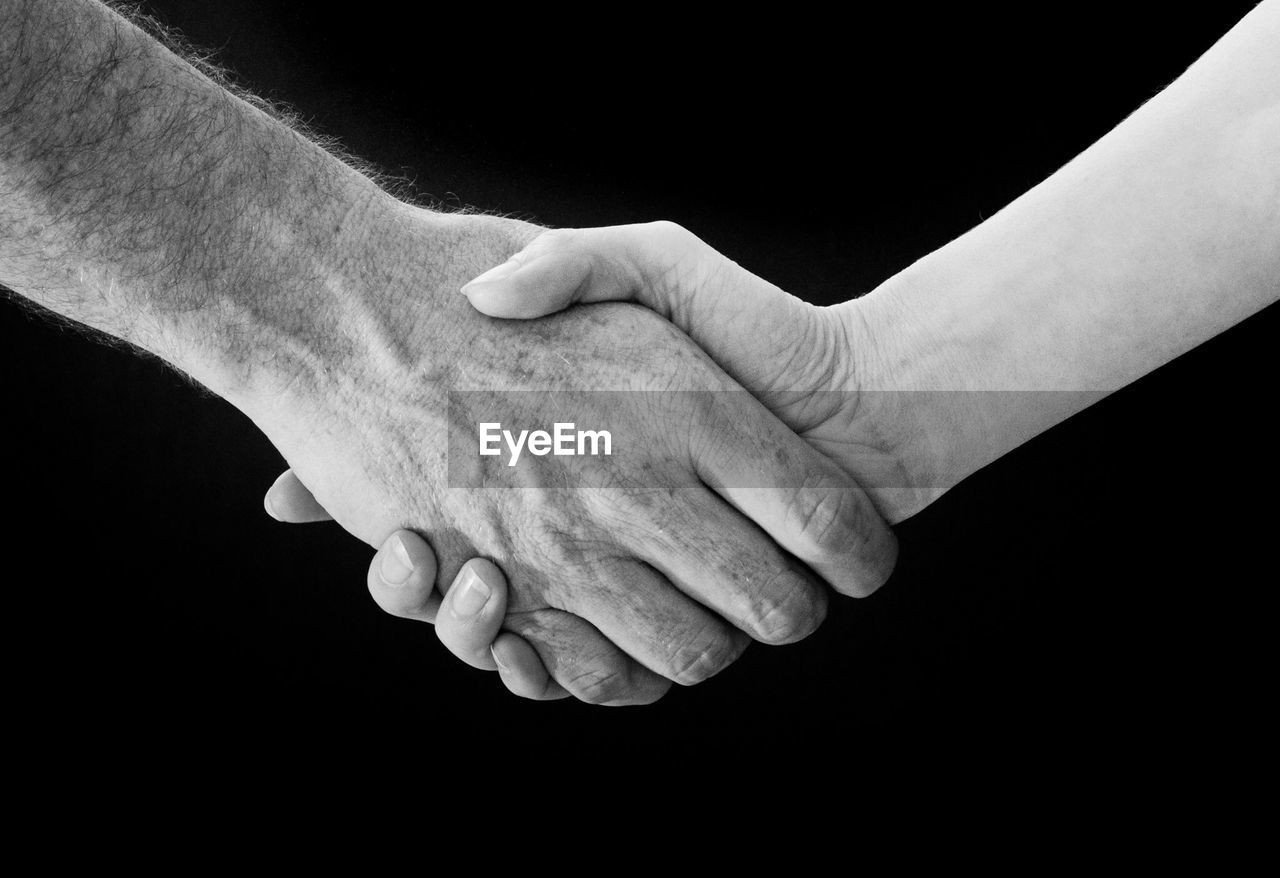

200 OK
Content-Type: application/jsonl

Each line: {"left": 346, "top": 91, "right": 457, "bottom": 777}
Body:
{"left": 4, "top": 1, "right": 1276, "bottom": 708}
{"left": 256, "top": 216, "right": 930, "bottom": 706}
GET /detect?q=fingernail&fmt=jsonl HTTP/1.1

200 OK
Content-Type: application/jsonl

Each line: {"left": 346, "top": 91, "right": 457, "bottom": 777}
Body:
{"left": 461, "top": 258, "right": 520, "bottom": 292}
{"left": 379, "top": 534, "right": 413, "bottom": 586}
{"left": 263, "top": 490, "right": 279, "bottom": 521}
{"left": 490, "top": 645, "right": 510, "bottom": 673}
{"left": 451, "top": 564, "right": 492, "bottom": 618}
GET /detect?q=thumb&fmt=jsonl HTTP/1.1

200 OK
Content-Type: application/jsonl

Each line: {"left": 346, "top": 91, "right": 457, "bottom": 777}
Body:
{"left": 460, "top": 224, "right": 679, "bottom": 319}
{"left": 263, "top": 468, "right": 333, "bottom": 523}
{"left": 464, "top": 222, "right": 822, "bottom": 399}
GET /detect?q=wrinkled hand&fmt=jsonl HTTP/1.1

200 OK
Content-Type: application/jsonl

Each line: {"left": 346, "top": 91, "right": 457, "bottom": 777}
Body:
{"left": 461, "top": 221, "right": 938, "bottom": 522}
{"left": 256, "top": 212, "right": 897, "bottom": 705}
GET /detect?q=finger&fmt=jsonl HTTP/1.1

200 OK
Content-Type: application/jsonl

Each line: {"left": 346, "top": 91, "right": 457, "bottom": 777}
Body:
{"left": 490, "top": 632, "right": 568, "bottom": 701}
{"left": 607, "top": 485, "right": 829, "bottom": 645}
{"left": 558, "top": 556, "right": 751, "bottom": 685}
{"left": 436, "top": 559, "right": 558, "bottom": 695}
{"left": 461, "top": 222, "right": 812, "bottom": 394}
{"left": 460, "top": 221, "right": 781, "bottom": 324}
{"left": 461, "top": 236, "right": 593, "bottom": 318}
{"left": 696, "top": 393, "right": 899, "bottom": 598}
{"left": 435, "top": 558, "right": 509, "bottom": 670}
{"left": 366, "top": 529, "right": 442, "bottom": 623}
{"left": 504, "top": 609, "right": 672, "bottom": 706}
{"left": 461, "top": 225, "right": 668, "bottom": 318}
{"left": 264, "top": 468, "right": 333, "bottom": 523}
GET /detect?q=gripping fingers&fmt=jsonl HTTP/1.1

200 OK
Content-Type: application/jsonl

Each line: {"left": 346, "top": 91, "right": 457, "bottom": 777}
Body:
{"left": 436, "top": 558, "right": 560, "bottom": 693}
{"left": 560, "top": 556, "right": 753, "bottom": 683}
{"left": 435, "top": 558, "right": 509, "bottom": 670}
{"left": 616, "top": 487, "right": 830, "bottom": 646}
{"left": 490, "top": 631, "right": 569, "bottom": 701}
{"left": 266, "top": 463, "right": 675, "bottom": 704}
{"left": 369, "top": 535, "right": 558, "bottom": 699}
{"left": 505, "top": 609, "right": 673, "bottom": 706}
{"left": 270, "top": 473, "right": 568, "bottom": 698}
{"left": 366, "top": 529, "right": 442, "bottom": 623}
{"left": 698, "top": 395, "right": 899, "bottom": 598}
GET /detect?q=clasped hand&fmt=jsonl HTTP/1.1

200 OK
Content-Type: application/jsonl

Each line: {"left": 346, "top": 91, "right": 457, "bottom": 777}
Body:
{"left": 262, "top": 219, "right": 908, "bottom": 705}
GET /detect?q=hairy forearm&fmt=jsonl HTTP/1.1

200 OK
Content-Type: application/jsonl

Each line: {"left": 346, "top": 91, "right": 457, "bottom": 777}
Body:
{"left": 0, "top": 0, "right": 486, "bottom": 408}
{"left": 851, "top": 0, "right": 1280, "bottom": 487}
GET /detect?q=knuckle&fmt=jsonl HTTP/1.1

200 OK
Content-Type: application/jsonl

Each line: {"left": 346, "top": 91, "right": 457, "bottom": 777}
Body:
{"left": 668, "top": 630, "right": 743, "bottom": 686}
{"left": 599, "top": 486, "right": 687, "bottom": 541}
{"left": 787, "top": 483, "right": 863, "bottom": 556}
{"left": 565, "top": 663, "right": 631, "bottom": 705}
{"left": 784, "top": 478, "right": 901, "bottom": 600}
{"left": 524, "top": 516, "right": 598, "bottom": 573}
{"left": 751, "top": 570, "right": 828, "bottom": 645}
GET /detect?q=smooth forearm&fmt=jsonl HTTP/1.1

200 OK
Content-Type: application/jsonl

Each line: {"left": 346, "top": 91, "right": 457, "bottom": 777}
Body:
{"left": 849, "top": 0, "right": 1280, "bottom": 488}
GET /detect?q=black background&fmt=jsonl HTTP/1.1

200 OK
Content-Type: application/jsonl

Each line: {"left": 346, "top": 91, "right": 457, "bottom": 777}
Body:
{"left": 2, "top": 1, "right": 1273, "bottom": 784}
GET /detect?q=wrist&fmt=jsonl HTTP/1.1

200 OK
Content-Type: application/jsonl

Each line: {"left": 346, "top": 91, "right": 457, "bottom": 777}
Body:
{"left": 169, "top": 184, "right": 398, "bottom": 413}
{"left": 203, "top": 199, "right": 541, "bottom": 428}
{"left": 843, "top": 230, "right": 1111, "bottom": 506}
{"left": 833, "top": 281, "right": 962, "bottom": 514}
{"left": 836, "top": 247, "right": 1025, "bottom": 508}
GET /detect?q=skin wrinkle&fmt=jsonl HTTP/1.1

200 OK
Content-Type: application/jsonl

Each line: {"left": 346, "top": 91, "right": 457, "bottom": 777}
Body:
{"left": 313, "top": 297, "right": 820, "bottom": 658}
{"left": 593, "top": 557, "right": 726, "bottom": 675}
{"left": 0, "top": 0, "right": 902, "bottom": 702}
{"left": 43, "top": 1, "right": 1268, "bottom": 697}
